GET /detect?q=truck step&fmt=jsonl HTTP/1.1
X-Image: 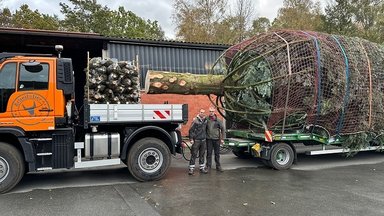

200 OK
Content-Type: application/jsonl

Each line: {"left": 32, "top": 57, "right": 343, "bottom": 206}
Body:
{"left": 37, "top": 167, "right": 53, "bottom": 171}
{"left": 29, "top": 138, "right": 53, "bottom": 141}
{"left": 75, "top": 158, "right": 121, "bottom": 169}
{"left": 37, "top": 152, "right": 53, "bottom": 156}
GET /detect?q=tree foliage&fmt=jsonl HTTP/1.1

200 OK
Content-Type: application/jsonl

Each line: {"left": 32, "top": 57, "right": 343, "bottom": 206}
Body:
{"left": 264, "top": 0, "right": 383, "bottom": 44}
{"left": 60, "top": 0, "right": 112, "bottom": 33}
{"left": 60, "top": 0, "right": 164, "bottom": 39}
{"left": 0, "top": 0, "right": 383, "bottom": 44}
{"left": 0, "top": 4, "right": 60, "bottom": 30}
{"left": 108, "top": 7, "right": 164, "bottom": 39}
{"left": 229, "top": 0, "right": 255, "bottom": 42}
{"left": 251, "top": 17, "right": 271, "bottom": 34}
{"left": 173, "top": 0, "right": 257, "bottom": 44}
{"left": 324, "top": 0, "right": 384, "bottom": 43}
{"left": 0, "top": 8, "right": 13, "bottom": 28}
{"left": 272, "top": 0, "right": 324, "bottom": 31}
{"left": 0, "top": 0, "right": 164, "bottom": 40}
{"left": 173, "top": 0, "right": 227, "bottom": 43}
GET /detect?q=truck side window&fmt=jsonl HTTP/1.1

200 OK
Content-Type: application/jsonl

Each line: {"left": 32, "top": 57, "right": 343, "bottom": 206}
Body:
{"left": 0, "top": 63, "right": 16, "bottom": 113}
{"left": 19, "top": 63, "right": 49, "bottom": 90}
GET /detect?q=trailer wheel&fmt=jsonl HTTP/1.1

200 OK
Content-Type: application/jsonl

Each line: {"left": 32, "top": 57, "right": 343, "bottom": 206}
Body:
{"left": 0, "top": 142, "right": 25, "bottom": 194}
{"left": 270, "top": 143, "right": 294, "bottom": 170}
{"left": 127, "top": 138, "right": 171, "bottom": 182}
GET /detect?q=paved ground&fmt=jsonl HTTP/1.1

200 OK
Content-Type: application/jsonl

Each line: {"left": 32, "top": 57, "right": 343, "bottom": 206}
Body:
{"left": 1, "top": 151, "right": 384, "bottom": 216}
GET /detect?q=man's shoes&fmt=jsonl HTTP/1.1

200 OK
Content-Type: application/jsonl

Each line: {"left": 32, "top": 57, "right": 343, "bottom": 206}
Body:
{"left": 188, "top": 169, "right": 194, "bottom": 175}
{"left": 205, "top": 165, "right": 211, "bottom": 171}
{"left": 200, "top": 168, "right": 208, "bottom": 174}
{"left": 216, "top": 166, "right": 224, "bottom": 172}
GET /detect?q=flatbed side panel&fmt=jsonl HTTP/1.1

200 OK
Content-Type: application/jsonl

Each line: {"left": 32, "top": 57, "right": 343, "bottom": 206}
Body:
{"left": 88, "top": 104, "right": 184, "bottom": 124}
{"left": 226, "top": 137, "right": 256, "bottom": 147}
{"left": 308, "top": 146, "right": 382, "bottom": 155}
{"left": 226, "top": 129, "right": 341, "bottom": 145}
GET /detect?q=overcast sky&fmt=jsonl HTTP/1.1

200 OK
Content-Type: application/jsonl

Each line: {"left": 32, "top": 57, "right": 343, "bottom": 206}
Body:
{"left": 1, "top": 0, "right": 328, "bottom": 39}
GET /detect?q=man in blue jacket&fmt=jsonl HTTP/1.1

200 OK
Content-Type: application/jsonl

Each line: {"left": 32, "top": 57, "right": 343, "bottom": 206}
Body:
{"left": 206, "top": 107, "right": 225, "bottom": 172}
{"left": 188, "top": 108, "right": 208, "bottom": 175}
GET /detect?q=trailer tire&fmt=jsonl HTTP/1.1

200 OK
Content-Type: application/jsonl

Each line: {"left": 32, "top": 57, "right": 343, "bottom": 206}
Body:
{"left": 127, "top": 138, "right": 171, "bottom": 182}
{"left": 270, "top": 143, "right": 294, "bottom": 170}
{"left": 0, "top": 142, "right": 25, "bottom": 194}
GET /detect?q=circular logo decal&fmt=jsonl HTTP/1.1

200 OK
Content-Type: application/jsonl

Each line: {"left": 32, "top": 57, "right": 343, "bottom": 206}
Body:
{"left": 11, "top": 93, "right": 50, "bottom": 125}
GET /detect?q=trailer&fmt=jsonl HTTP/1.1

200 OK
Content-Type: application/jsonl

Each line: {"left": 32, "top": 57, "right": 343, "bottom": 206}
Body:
{"left": 225, "top": 128, "right": 383, "bottom": 170}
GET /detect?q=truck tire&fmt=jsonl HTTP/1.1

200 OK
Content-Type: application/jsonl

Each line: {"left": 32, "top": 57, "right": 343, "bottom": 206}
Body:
{"left": 270, "top": 143, "right": 294, "bottom": 170}
{"left": 0, "top": 142, "right": 25, "bottom": 193}
{"left": 127, "top": 138, "right": 171, "bottom": 182}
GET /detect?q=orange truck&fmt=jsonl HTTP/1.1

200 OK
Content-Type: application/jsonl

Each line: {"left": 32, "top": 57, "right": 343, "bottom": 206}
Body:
{"left": 0, "top": 46, "right": 187, "bottom": 193}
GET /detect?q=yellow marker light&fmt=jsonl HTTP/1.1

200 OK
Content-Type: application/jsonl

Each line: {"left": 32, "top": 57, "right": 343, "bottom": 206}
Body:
{"left": 251, "top": 143, "right": 261, "bottom": 157}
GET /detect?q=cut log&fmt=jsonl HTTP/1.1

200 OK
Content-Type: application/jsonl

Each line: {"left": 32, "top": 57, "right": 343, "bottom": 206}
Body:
{"left": 145, "top": 70, "right": 225, "bottom": 95}
{"left": 86, "top": 57, "right": 141, "bottom": 104}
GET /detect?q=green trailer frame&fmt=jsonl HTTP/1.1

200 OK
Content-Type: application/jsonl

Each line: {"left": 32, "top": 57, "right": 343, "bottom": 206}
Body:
{"left": 224, "top": 129, "right": 382, "bottom": 170}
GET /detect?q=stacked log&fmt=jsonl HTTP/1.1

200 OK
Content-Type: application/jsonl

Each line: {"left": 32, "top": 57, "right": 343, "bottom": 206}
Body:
{"left": 85, "top": 57, "right": 140, "bottom": 104}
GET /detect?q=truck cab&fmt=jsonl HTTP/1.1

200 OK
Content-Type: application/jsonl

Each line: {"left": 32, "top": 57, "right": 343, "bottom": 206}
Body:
{"left": 0, "top": 54, "right": 67, "bottom": 131}
{"left": 0, "top": 50, "right": 188, "bottom": 193}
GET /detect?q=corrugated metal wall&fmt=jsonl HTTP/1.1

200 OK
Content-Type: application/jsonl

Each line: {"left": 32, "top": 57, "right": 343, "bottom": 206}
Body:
{"left": 107, "top": 42, "right": 227, "bottom": 87}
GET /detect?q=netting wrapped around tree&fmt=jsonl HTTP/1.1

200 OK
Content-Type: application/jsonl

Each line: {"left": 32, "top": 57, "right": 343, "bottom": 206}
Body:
{"left": 85, "top": 57, "right": 140, "bottom": 104}
{"left": 145, "top": 30, "right": 384, "bottom": 149}
{"left": 214, "top": 30, "right": 384, "bottom": 140}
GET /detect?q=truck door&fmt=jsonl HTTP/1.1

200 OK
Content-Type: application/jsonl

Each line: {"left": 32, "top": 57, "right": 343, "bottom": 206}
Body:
{"left": 0, "top": 62, "right": 17, "bottom": 119}
{"left": 9, "top": 60, "right": 56, "bottom": 131}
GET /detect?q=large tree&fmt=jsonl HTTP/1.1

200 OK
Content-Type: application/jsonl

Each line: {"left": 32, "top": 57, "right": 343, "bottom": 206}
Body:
{"left": 60, "top": 0, "right": 164, "bottom": 39}
{"left": 272, "top": 0, "right": 324, "bottom": 31}
{"left": 229, "top": 0, "right": 255, "bottom": 42}
{"left": 250, "top": 17, "right": 271, "bottom": 34}
{"left": 325, "top": 0, "right": 383, "bottom": 43}
{"left": 108, "top": 7, "right": 164, "bottom": 39}
{"left": 0, "top": 8, "right": 13, "bottom": 28}
{"left": 0, "top": 4, "right": 60, "bottom": 30}
{"left": 173, "top": 0, "right": 259, "bottom": 44}
{"left": 60, "top": 0, "right": 111, "bottom": 33}
{"left": 173, "top": 0, "right": 228, "bottom": 43}
{"left": 324, "top": 0, "right": 358, "bottom": 36}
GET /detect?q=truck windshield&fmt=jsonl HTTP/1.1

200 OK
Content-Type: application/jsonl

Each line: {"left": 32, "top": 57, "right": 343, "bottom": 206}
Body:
{"left": 0, "top": 62, "right": 16, "bottom": 113}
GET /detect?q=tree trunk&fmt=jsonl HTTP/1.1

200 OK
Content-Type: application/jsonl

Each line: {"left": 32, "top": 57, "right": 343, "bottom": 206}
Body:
{"left": 145, "top": 70, "right": 225, "bottom": 96}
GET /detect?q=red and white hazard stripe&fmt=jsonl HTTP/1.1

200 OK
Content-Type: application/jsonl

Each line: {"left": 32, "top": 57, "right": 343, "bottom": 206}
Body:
{"left": 153, "top": 110, "right": 171, "bottom": 120}
{"left": 265, "top": 130, "right": 273, "bottom": 142}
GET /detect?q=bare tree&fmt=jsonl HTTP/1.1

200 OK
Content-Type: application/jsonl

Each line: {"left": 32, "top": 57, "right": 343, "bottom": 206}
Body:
{"left": 231, "top": 0, "right": 255, "bottom": 42}
{"left": 172, "top": 0, "right": 228, "bottom": 43}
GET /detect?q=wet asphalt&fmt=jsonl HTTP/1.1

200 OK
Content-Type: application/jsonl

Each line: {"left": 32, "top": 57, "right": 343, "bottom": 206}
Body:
{"left": 1, "top": 152, "right": 384, "bottom": 216}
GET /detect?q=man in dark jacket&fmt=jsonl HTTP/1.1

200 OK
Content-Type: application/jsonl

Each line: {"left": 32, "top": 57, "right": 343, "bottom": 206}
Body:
{"left": 206, "top": 107, "right": 225, "bottom": 172}
{"left": 188, "top": 108, "right": 208, "bottom": 175}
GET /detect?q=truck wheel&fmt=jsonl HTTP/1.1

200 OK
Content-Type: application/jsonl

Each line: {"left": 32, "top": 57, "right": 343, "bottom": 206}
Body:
{"left": 0, "top": 142, "right": 25, "bottom": 193}
{"left": 232, "top": 149, "right": 252, "bottom": 159}
{"left": 127, "top": 138, "right": 171, "bottom": 182}
{"left": 270, "top": 143, "right": 294, "bottom": 170}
